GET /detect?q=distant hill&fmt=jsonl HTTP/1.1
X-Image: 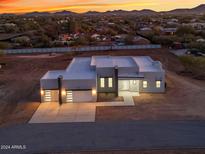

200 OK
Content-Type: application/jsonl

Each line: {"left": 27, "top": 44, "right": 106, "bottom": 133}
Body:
{"left": 132, "top": 9, "right": 158, "bottom": 15}
{"left": 0, "top": 4, "right": 205, "bottom": 16}
{"left": 103, "top": 9, "right": 157, "bottom": 16}
{"left": 84, "top": 11, "right": 101, "bottom": 15}
{"left": 24, "top": 11, "right": 51, "bottom": 16}
{"left": 54, "top": 10, "right": 76, "bottom": 15}
{"left": 167, "top": 4, "right": 205, "bottom": 14}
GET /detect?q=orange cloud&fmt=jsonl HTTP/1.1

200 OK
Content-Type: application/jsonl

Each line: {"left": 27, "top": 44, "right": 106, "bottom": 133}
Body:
{"left": 0, "top": 0, "right": 204, "bottom": 14}
{"left": 0, "top": 0, "right": 21, "bottom": 3}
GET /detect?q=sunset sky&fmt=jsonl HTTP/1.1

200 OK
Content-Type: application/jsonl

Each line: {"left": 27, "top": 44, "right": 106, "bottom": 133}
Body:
{"left": 0, "top": 0, "right": 204, "bottom": 14}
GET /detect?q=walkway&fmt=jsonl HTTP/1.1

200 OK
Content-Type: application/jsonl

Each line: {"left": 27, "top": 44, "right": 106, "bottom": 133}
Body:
{"left": 1, "top": 121, "right": 205, "bottom": 154}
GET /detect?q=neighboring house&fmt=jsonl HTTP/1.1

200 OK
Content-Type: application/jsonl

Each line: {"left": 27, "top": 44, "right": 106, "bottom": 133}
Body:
{"left": 91, "top": 34, "right": 101, "bottom": 41}
{"left": 182, "top": 23, "right": 205, "bottom": 30}
{"left": 162, "top": 28, "right": 177, "bottom": 35}
{"left": 196, "top": 38, "right": 205, "bottom": 43}
{"left": 59, "top": 34, "right": 71, "bottom": 42}
{"left": 139, "top": 27, "right": 152, "bottom": 33}
{"left": 40, "top": 56, "right": 165, "bottom": 103}
{"left": 133, "top": 36, "right": 150, "bottom": 45}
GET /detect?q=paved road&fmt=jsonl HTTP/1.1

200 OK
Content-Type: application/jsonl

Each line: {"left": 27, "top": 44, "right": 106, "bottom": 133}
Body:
{"left": 1, "top": 121, "right": 205, "bottom": 154}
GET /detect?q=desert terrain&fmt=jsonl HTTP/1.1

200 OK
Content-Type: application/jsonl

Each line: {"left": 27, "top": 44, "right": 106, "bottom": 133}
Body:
{"left": 0, "top": 48, "right": 205, "bottom": 126}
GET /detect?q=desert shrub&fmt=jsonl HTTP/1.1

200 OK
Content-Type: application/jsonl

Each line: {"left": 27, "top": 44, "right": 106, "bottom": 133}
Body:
{"left": 0, "top": 42, "right": 9, "bottom": 49}
{"left": 179, "top": 56, "right": 205, "bottom": 79}
{"left": 0, "top": 50, "right": 5, "bottom": 57}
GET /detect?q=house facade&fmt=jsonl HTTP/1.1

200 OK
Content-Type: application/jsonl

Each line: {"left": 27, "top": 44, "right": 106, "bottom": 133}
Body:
{"left": 40, "top": 56, "right": 165, "bottom": 103}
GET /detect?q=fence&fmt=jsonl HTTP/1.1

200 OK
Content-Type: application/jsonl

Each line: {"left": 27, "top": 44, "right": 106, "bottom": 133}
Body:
{"left": 3, "top": 44, "right": 161, "bottom": 54}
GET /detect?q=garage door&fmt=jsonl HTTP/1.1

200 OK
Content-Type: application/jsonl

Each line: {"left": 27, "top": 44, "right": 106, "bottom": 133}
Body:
{"left": 44, "top": 90, "right": 59, "bottom": 102}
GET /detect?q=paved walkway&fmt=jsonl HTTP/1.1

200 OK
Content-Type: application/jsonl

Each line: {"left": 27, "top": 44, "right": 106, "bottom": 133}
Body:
{"left": 1, "top": 121, "right": 205, "bottom": 154}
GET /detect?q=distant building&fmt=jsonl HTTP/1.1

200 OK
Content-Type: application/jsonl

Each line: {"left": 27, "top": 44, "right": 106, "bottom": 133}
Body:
{"left": 59, "top": 34, "right": 71, "bottom": 42}
{"left": 139, "top": 27, "right": 152, "bottom": 33}
{"left": 133, "top": 36, "right": 150, "bottom": 45}
{"left": 162, "top": 28, "right": 177, "bottom": 35}
{"left": 183, "top": 23, "right": 205, "bottom": 30}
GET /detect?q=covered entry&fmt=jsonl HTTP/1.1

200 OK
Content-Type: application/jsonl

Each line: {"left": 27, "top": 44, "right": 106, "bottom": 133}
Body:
{"left": 118, "top": 80, "right": 139, "bottom": 92}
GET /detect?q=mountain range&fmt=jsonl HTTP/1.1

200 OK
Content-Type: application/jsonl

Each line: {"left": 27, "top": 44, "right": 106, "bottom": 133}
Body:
{"left": 1, "top": 4, "right": 205, "bottom": 16}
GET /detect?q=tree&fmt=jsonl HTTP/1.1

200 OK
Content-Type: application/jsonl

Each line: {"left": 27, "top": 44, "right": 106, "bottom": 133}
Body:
{"left": 176, "top": 26, "right": 196, "bottom": 36}
{"left": 0, "top": 42, "right": 10, "bottom": 49}
{"left": 124, "top": 35, "right": 134, "bottom": 45}
{"left": 41, "top": 34, "right": 51, "bottom": 47}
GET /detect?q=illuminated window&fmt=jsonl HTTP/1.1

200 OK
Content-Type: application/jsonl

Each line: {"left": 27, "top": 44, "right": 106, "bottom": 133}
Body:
{"left": 143, "top": 81, "right": 148, "bottom": 88}
{"left": 108, "top": 78, "right": 113, "bottom": 88}
{"left": 100, "top": 78, "right": 105, "bottom": 88}
{"left": 156, "top": 81, "right": 161, "bottom": 88}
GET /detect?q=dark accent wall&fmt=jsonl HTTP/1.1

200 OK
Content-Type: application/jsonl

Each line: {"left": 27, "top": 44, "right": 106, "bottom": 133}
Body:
{"left": 96, "top": 67, "right": 118, "bottom": 94}
{"left": 114, "top": 67, "right": 118, "bottom": 97}
{"left": 58, "top": 75, "right": 63, "bottom": 105}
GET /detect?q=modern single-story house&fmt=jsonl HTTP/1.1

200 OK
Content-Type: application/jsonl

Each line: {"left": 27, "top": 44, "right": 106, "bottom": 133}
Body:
{"left": 40, "top": 56, "right": 165, "bottom": 103}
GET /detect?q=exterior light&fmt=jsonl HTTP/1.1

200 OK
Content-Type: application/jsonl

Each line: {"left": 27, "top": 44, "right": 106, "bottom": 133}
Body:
{"left": 40, "top": 90, "right": 44, "bottom": 95}
{"left": 92, "top": 89, "right": 97, "bottom": 95}
{"left": 62, "top": 89, "right": 66, "bottom": 96}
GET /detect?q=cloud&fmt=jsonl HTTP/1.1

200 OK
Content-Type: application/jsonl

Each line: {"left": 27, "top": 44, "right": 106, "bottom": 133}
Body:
{"left": 0, "top": 0, "right": 21, "bottom": 3}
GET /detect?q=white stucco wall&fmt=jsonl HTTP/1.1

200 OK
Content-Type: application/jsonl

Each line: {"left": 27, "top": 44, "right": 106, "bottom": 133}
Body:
{"left": 40, "top": 79, "right": 59, "bottom": 90}
{"left": 139, "top": 71, "right": 165, "bottom": 93}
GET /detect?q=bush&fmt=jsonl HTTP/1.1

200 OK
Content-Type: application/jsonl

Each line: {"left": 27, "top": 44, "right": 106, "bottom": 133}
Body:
{"left": 179, "top": 56, "right": 205, "bottom": 79}
{"left": 0, "top": 42, "right": 9, "bottom": 49}
{"left": 0, "top": 50, "right": 5, "bottom": 57}
{"left": 176, "top": 26, "right": 196, "bottom": 36}
{"left": 187, "top": 42, "right": 205, "bottom": 53}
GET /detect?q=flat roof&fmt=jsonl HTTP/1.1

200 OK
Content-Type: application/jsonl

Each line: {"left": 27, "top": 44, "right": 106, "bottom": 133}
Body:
{"left": 133, "top": 56, "right": 163, "bottom": 72}
{"left": 113, "top": 56, "right": 136, "bottom": 68}
{"left": 91, "top": 56, "right": 163, "bottom": 72}
{"left": 91, "top": 56, "right": 114, "bottom": 68}
{"left": 64, "top": 57, "right": 96, "bottom": 80}
{"left": 42, "top": 56, "right": 164, "bottom": 80}
{"left": 41, "top": 70, "right": 66, "bottom": 80}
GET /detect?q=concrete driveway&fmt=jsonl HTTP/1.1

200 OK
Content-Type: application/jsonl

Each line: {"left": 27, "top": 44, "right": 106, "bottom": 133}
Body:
{"left": 29, "top": 97, "right": 135, "bottom": 123}
{"left": 29, "top": 103, "right": 96, "bottom": 123}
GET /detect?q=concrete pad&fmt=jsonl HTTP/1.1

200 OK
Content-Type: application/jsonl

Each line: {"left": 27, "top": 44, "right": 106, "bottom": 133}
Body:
{"left": 29, "top": 93, "right": 135, "bottom": 123}
{"left": 29, "top": 102, "right": 96, "bottom": 123}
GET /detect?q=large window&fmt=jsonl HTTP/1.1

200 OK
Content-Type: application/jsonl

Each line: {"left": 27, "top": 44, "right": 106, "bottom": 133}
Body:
{"left": 156, "top": 81, "right": 161, "bottom": 88}
{"left": 100, "top": 78, "right": 105, "bottom": 88}
{"left": 108, "top": 78, "right": 113, "bottom": 88}
{"left": 143, "top": 81, "right": 148, "bottom": 88}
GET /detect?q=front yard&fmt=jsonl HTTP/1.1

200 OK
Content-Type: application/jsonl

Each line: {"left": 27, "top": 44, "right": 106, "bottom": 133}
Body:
{"left": 96, "top": 71, "right": 205, "bottom": 121}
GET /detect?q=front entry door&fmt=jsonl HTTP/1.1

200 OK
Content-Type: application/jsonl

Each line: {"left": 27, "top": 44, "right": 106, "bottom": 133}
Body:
{"left": 118, "top": 80, "right": 139, "bottom": 92}
{"left": 129, "top": 80, "right": 139, "bottom": 92}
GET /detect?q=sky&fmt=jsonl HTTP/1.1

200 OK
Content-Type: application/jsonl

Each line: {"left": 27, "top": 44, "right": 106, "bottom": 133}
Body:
{"left": 0, "top": 0, "right": 204, "bottom": 14}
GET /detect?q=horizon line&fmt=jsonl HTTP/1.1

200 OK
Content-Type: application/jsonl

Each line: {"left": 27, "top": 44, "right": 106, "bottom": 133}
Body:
{"left": 0, "top": 3, "right": 204, "bottom": 15}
